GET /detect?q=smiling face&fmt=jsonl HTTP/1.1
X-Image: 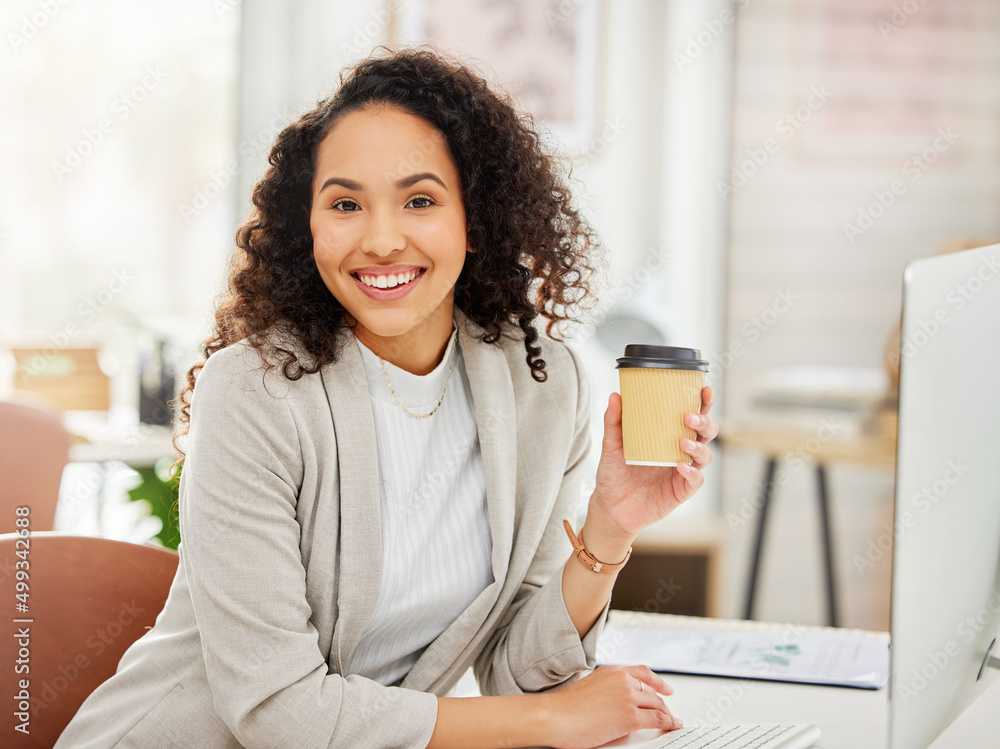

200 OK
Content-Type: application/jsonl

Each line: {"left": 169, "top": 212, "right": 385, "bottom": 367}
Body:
{"left": 309, "top": 104, "right": 471, "bottom": 373}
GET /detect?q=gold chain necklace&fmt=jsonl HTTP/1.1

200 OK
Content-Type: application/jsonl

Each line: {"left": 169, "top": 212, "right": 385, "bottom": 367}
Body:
{"left": 378, "top": 343, "right": 458, "bottom": 419}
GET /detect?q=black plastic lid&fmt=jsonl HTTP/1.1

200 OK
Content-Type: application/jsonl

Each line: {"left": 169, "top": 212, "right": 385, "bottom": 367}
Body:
{"left": 615, "top": 344, "right": 709, "bottom": 371}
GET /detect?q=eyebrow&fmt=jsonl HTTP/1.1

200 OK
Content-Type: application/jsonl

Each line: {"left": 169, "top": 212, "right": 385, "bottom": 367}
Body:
{"left": 318, "top": 172, "right": 447, "bottom": 194}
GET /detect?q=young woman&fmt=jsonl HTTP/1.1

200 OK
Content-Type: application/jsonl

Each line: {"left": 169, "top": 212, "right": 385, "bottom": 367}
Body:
{"left": 56, "top": 47, "right": 718, "bottom": 749}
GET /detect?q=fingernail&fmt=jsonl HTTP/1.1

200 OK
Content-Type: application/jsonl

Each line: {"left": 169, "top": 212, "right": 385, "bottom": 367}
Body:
{"left": 684, "top": 438, "right": 698, "bottom": 451}
{"left": 677, "top": 719, "right": 684, "bottom": 728}
{"left": 689, "top": 414, "right": 701, "bottom": 425}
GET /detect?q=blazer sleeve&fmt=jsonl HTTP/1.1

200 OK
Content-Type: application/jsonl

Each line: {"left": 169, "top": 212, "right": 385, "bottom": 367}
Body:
{"left": 473, "top": 344, "right": 612, "bottom": 696}
{"left": 178, "top": 344, "right": 438, "bottom": 749}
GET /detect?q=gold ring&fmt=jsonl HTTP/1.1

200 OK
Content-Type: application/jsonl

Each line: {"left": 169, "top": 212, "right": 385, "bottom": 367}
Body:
{"left": 639, "top": 680, "right": 644, "bottom": 693}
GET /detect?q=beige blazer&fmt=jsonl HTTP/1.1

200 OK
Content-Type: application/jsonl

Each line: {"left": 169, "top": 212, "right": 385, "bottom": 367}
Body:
{"left": 56, "top": 306, "right": 609, "bottom": 748}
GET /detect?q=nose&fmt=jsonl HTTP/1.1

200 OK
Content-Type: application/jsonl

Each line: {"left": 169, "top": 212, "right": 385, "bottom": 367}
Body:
{"left": 359, "top": 205, "right": 406, "bottom": 257}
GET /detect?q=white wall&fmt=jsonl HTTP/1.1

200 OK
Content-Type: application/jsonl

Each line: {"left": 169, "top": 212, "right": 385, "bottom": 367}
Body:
{"left": 718, "top": 0, "right": 1000, "bottom": 627}
{"left": 724, "top": 0, "right": 1000, "bottom": 414}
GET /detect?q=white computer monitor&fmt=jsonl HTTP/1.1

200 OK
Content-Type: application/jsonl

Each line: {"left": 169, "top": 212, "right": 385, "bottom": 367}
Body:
{"left": 889, "top": 241, "right": 1000, "bottom": 748}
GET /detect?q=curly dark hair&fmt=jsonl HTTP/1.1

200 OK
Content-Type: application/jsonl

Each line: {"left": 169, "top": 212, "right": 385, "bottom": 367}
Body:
{"left": 172, "top": 45, "right": 600, "bottom": 461}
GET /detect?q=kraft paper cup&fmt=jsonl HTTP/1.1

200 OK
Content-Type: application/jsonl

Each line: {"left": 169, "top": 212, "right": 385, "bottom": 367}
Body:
{"left": 616, "top": 344, "right": 709, "bottom": 466}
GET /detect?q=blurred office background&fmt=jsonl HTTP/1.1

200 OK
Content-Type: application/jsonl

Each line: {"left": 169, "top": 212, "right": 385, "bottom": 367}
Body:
{"left": 2, "top": 0, "right": 998, "bottom": 632}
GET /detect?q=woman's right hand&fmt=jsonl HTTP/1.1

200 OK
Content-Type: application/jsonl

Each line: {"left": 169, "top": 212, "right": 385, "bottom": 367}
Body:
{"left": 541, "top": 665, "right": 683, "bottom": 749}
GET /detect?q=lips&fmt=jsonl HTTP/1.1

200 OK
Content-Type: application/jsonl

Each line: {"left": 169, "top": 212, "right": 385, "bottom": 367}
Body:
{"left": 352, "top": 267, "right": 424, "bottom": 289}
{"left": 350, "top": 267, "right": 426, "bottom": 301}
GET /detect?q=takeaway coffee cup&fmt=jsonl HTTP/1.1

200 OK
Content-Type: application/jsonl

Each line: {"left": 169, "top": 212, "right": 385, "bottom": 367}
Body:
{"left": 615, "top": 344, "right": 709, "bottom": 466}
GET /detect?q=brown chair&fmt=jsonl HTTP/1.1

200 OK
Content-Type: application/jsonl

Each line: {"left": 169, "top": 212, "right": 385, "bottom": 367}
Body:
{"left": 0, "top": 400, "right": 72, "bottom": 532}
{"left": 1, "top": 532, "right": 179, "bottom": 747}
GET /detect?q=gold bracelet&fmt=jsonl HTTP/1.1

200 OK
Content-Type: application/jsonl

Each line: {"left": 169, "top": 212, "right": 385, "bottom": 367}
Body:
{"left": 563, "top": 519, "right": 632, "bottom": 574}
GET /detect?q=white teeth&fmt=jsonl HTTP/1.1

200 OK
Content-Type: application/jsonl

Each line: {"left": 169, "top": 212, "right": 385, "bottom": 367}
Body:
{"left": 357, "top": 270, "right": 420, "bottom": 289}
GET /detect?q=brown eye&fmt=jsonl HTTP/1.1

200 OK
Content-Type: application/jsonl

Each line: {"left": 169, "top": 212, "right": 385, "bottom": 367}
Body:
{"left": 332, "top": 199, "right": 360, "bottom": 212}
{"left": 408, "top": 196, "right": 434, "bottom": 209}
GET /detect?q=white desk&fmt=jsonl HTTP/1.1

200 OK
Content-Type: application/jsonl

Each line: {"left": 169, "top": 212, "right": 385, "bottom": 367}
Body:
{"left": 451, "top": 638, "right": 997, "bottom": 748}
{"left": 60, "top": 419, "right": 177, "bottom": 536}
{"left": 68, "top": 423, "right": 177, "bottom": 469}
{"left": 597, "top": 671, "right": 997, "bottom": 748}
{"left": 596, "top": 673, "right": 886, "bottom": 748}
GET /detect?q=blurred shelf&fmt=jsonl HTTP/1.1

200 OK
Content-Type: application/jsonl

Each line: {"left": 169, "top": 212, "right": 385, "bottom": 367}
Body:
{"left": 720, "top": 415, "right": 896, "bottom": 471}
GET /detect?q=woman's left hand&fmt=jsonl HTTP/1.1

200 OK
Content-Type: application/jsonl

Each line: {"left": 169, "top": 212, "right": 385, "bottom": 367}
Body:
{"left": 587, "top": 385, "right": 718, "bottom": 546}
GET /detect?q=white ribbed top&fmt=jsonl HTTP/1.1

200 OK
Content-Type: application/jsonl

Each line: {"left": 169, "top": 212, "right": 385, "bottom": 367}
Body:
{"left": 344, "top": 326, "right": 494, "bottom": 686}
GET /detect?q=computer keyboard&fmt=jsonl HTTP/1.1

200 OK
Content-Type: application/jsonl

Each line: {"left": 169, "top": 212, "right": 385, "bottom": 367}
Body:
{"left": 643, "top": 723, "right": 821, "bottom": 749}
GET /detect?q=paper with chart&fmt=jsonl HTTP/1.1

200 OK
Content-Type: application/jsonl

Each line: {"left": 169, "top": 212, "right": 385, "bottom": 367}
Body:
{"left": 597, "top": 614, "right": 890, "bottom": 689}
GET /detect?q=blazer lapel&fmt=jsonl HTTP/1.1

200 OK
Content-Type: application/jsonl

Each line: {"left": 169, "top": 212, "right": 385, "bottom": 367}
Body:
{"left": 320, "top": 332, "right": 384, "bottom": 676}
{"left": 400, "top": 306, "right": 517, "bottom": 692}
